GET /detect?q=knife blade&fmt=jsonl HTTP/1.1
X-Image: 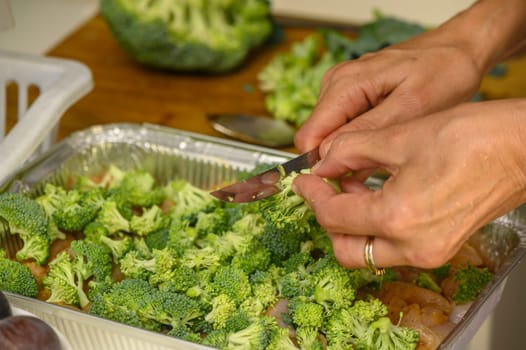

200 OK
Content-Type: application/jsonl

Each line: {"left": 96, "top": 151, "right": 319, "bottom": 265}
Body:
{"left": 210, "top": 147, "right": 320, "bottom": 203}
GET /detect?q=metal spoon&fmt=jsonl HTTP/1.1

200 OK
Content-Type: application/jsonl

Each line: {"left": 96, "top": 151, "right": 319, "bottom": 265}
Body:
{"left": 207, "top": 113, "right": 296, "bottom": 148}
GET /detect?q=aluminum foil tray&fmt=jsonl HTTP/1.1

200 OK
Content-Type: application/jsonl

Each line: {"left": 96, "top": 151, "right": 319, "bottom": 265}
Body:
{"left": 0, "top": 123, "right": 525, "bottom": 350}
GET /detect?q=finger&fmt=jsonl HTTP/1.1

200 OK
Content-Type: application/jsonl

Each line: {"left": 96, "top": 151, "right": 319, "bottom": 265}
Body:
{"left": 313, "top": 127, "right": 404, "bottom": 180}
{"left": 293, "top": 174, "right": 382, "bottom": 236}
{"left": 294, "top": 72, "right": 376, "bottom": 153}
{"left": 328, "top": 233, "right": 400, "bottom": 269}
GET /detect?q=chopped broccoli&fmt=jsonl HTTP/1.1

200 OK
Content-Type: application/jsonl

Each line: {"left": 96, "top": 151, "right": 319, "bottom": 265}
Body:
{"left": 451, "top": 265, "right": 493, "bottom": 305}
{"left": 99, "top": 235, "right": 132, "bottom": 262}
{"left": 205, "top": 294, "right": 237, "bottom": 330}
{"left": 100, "top": 0, "right": 273, "bottom": 73}
{"left": 166, "top": 324, "right": 202, "bottom": 344}
{"left": 113, "top": 169, "right": 165, "bottom": 208}
{"left": 144, "top": 226, "right": 169, "bottom": 250}
{"left": 69, "top": 239, "right": 113, "bottom": 283}
{"left": 166, "top": 179, "right": 220, "bottom": 224}
{"left": 415, "top": 272, "right": 442, "bottom": 294}
{"left": 360, "top": 316, "right": 420, "bottom": 350}
{"left": 259, "top": 170, "right": 317, "bottom": 235}
{"left": 295, "top": 326, "right": 324, "bottom": 350}
{"left": 129, "top": 204, "right": 170, "bottom": 236}
{"left": 226, "top": 316, "right": 276, "bottom": 350}
{"left": 290, "top": 300, "right": 324, "bottom": 330}
{"left": 51, "top": 188, "right": 104, "bottom": 232}
{"left": 94, "top": 200, "right": 130, "bottom": 235}
{"left": 0, "top": 250, "right": 39, "bottom": 298}
{"left": 194, "top": 206, "right": 229, "bottom": 238}
{"left": 152, "top": 290, "right": 204, "bottom": 330}
{"left": 209, "top": 265, "right": 251, "bottom": 305}
{"left": 43, "top": 250, "right": 90, "bottom": 308}
{"left": 44, "top": 240, "right": 112, "bottom": 308}
{"left": 0, "top": 192, "right": 51, "bottom": 265}
{"left": 158, "top": 265, "right": 199, "bottom": 295}
{"left": 89, "top": 278, "right": 162, "bottom": 331}
{"left": 35, "top": 183, "right": 67, "bottom": 217}
{"left": 324, "top": 298, "right": 389, "bottom": 348}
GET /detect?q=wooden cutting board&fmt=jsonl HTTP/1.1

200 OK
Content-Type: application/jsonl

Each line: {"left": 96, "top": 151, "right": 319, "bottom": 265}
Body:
{"left": 45, "top": 14, "right": 526, "bottom": 152}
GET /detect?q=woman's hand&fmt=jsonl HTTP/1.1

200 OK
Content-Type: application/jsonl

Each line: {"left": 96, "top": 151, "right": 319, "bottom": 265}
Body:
{"left": 293, "top": 100, "right": 526, "bottom": 269}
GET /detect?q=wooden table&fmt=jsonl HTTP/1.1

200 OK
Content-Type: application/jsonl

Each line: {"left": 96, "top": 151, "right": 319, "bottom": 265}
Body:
{"left": 46, "top": 14, "right": 526, "bottom": 153}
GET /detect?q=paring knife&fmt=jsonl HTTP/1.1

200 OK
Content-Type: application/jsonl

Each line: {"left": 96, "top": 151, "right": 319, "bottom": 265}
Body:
{"left": 210, "top": 147, "right": 320, "bottom": 203}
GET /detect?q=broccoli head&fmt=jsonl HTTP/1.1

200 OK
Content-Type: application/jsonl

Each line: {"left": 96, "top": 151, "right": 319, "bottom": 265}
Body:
{"left": 100, "top": 0, "right": 273, "bottom": 73}
{"left": 0, "top": 192, "right": 51, "bottom": 265}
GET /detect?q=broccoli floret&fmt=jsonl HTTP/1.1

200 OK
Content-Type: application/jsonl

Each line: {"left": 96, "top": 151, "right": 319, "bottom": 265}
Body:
{"left": 258, "top": 223, "right": 307, "bottom": 264}
{"left": 119, "top": 247, "right": 177, "bottom": 286}
{"left": 166, "top": 179, "right": 220, "bottom": 224}
{"left": 35, "top": 183, "right": 67, "bottom": 217}
{"left": 209, "top": 265, "right": 252, "bottom": 305}
{"left": 119, "top": 250, "right": 155, "bottom": 280}
{"left": 0, "top": 192, "right": 51, "bottom": 265}
{"left": 226, "top": 316, "right": 276, "bottom": 350}
{"left": 266, "top": 326, "right": 299, "bottom": 350}
{"left": 158, "top": 265, "right": 199, "bottom": 295}
{"left": 0, "top": 252, "right": 39, "bottom": 298}
{"left": 259, "top": 170, "right": 317, "bottom": 235}
{"left": 83, "top": 221, "right": 110, "bottom": 243}
{"left": 100, "top": 0, "right": 272, "bottom": 73}
{"left": 278, "top": 271, "right": 314, "bottom": 300}
{"left": 231, "top": 241, "right": 271, "bottom": 275}
{"left": 433, "top": 262, "right": 452, "bottom": 280}
{"left": 69, "top": 240, "right": 113, "bottom": 283}
{"left": 43, "top": 250, "right": 90, "bottom": 308}
{"left": 180, "top": 246, "right": 221, "bottom": 272}
{"left": 89, "top": 278, "right": 162, "bottom": 331}
{"left": 359, "top": 316, "right": 420, "bottom": 350}
{"left": 203, "top": 328, "right": 230, "bottom": 349}
{"left": 99, "top": 235, "right": 132, "bottom": 262}
{"left": 451, "top": 265, "right": 493, "bottom": 305}
{"left": 290, "top": 300, "right": 324, "bottom": 330}
{"left": 249, "top": 270, "right": 278, "bottom": 309}
{"left": 129, "top": 204, "right": 170, "bottom": 236}
{"left": 312, "top": 267, "right": 356, "bottom": 312}
{"left": 44, "top": 240, "right": 112, "bottom": 308}
{"left": 205, "top": 294, "right": 237, "bottom": 330}
{"left": 113, "top": 169, "right": 165, "bottom": 208}
{"left": 324, "top": 297, "right": 388, "bottom": 348}
{"left": 194, "top": 206, "right": 229, "bottom": 238}
{"left": 295, "top": 327, "right": 324, "bottom": 350}
{"left": 415, "top": 272, "right": 442, "bottom": 294}
{"left": 166, "top": 324, "right": 202, "bottom": 344}
{"left": 95, "top": 200, "right": 130, "bottom": 235}
{"left": 51, "top": 188, "right": 104, "bottom": 232}
{"left": 145, "top": 226, "right": 169, "bottom": 250}
{"left": 153, "top": 291, "right": 204, "bottom": 330}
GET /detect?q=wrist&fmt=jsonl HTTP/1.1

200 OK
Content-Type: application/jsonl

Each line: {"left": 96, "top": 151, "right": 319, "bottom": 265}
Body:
{"left": 434, "top": 0, "right": 526, "bottom": 73}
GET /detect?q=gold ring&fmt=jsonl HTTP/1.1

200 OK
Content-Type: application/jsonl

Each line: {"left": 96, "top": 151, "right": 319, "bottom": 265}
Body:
{"left": 364, "top": 236, "right": 385, "bottom": 276}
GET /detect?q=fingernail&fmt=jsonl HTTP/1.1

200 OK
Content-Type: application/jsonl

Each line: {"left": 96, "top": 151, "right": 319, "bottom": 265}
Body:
{"left": 311, "top": 159, "right": 323, "bottom": 173}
